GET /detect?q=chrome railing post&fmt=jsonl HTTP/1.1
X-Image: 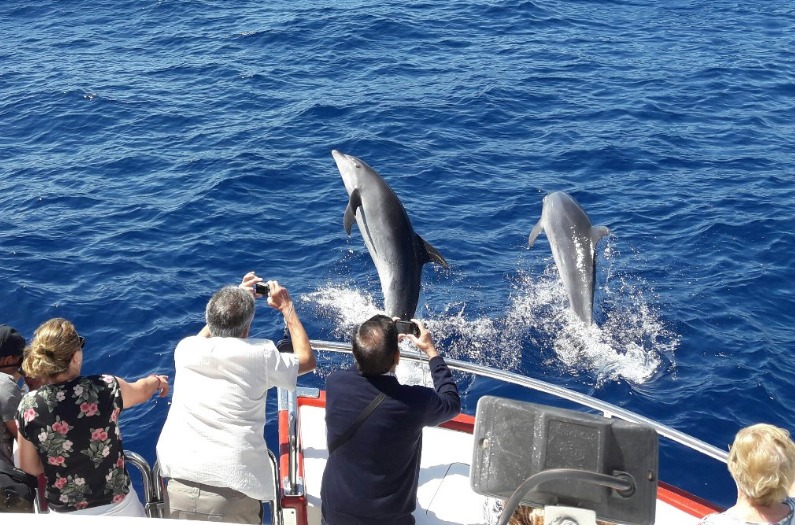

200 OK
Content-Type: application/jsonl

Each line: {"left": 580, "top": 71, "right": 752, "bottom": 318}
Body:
{"left": 277, "top": 386, "right": 300, "bottom": 496}
{"left": 268, "top": 449, "right": 282, "bottom": 525}
{"left": 151, "top": 460, "right": 166, "bottom": 518}
{"left": 123, "top": 450, "right": 162, "bottom": 518}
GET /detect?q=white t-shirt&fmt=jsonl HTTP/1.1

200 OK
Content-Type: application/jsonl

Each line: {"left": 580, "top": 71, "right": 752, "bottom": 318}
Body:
{"left": 156, "top": 336, "right": 299, "bottom": 501}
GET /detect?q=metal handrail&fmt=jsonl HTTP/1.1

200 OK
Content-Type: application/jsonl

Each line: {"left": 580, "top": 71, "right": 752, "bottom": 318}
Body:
{"left": 267, "top": 449, "right": 281, "bottom": 525}
{"left": 151, "top": 460, "right": 165, "bottom": 519}
{"left": 124, "top": 450, "right": 160, "bottom": 518}
{"left": 309, "top": 339, "right": 729, "bottom": 464}
{"left": 278, "top": 386, "right": 302, "bottom": 499}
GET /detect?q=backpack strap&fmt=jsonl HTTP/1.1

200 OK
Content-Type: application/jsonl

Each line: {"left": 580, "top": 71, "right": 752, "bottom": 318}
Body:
{"left": 328, "top": 392, "right": 387, "bottom": 455}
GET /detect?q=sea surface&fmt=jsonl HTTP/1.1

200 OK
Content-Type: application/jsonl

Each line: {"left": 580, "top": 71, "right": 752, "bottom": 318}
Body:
{"left": 2, "top": 0, "right": 795, "bottom": 513}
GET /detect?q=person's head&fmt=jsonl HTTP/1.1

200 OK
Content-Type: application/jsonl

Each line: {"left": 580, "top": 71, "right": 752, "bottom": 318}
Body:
{"left": 727, "top": 423, "right": 795, "bottom": 506}
{"left": 206, "top": 286, "right": 256, "bottom": 338}
{"left": 351, "top": 314, "right": 399, "bottom": 376}
{"left": 22, "top": 318, "right": 84, "bottom": 380}
{"left": 0, "top": 325, "right": 25, "bottom": 375}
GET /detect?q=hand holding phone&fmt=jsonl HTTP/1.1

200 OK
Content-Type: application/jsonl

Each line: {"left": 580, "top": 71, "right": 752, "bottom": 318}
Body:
{"left": 254, "top": 282, "right": 270, "bottom": 296}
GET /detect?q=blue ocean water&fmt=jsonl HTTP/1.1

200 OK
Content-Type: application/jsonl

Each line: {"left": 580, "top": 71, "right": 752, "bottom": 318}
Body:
{"left": 3, "top": 0, "right": 795, "bottom": 511}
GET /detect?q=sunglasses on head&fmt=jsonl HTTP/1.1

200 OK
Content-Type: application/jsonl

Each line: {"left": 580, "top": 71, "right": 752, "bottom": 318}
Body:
{"left": 78, "top": 336, "right": 85, "bottom": 349}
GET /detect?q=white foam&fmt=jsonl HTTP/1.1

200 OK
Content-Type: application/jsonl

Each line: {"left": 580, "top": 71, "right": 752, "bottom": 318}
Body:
{"left": 302, "top": 245, "right": 678, "bottom": 387}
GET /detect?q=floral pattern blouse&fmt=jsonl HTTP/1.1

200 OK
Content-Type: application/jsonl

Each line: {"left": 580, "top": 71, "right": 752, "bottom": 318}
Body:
{"left": 16, "top": 375, "right": 129, "bottom": 511}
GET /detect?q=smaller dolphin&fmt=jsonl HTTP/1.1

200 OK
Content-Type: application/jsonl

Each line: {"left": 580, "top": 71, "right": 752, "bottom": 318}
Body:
{"left": 332, "top": 150, "right": 448, "bottom": 320}
{"left": 528, "top": 191, "right": 609, "bottom": 325}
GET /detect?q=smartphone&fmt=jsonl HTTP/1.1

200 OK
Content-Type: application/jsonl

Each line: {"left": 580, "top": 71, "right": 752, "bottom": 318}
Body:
{"left": 395, "top": 320, "right": 420, "bottom": 338}
{"left": 254, "top": 282, "right": 270, "bottom": 296}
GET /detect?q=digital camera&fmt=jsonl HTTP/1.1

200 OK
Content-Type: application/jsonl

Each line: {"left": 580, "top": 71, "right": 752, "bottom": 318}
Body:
{"left": 395, "top": 320, "right": 420, "bottom": 337}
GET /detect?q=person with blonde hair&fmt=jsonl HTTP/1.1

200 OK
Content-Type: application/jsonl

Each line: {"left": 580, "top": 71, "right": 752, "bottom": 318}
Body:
{"left": 700, "top": 423, "right": 795, "bottom": 524}
{"left": 14, "top": 318, "right": 169, "bottom": 515}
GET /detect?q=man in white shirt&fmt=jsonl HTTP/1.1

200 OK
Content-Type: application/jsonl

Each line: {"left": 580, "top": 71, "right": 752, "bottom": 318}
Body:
{"left": 156, "top": 272, "right": 316, "bottom": 523}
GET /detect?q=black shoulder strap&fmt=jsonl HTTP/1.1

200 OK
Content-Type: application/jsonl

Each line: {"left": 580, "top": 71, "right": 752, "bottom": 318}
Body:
{"left": 328, "top": 392, "right": 387, "bottom": 455}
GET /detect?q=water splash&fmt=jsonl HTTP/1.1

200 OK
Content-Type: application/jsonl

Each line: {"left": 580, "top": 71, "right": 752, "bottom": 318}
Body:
{"left": 304, "top": 285, "right": 522, "bottom": 372}
{"left": 304, "top": 248, "right": 678, "bottom": 387}
{"left": 510, "top": 238, "right": 679, "bottom": 386}
{"left": 304, "top": 284, "right": 382, "bottom": 339}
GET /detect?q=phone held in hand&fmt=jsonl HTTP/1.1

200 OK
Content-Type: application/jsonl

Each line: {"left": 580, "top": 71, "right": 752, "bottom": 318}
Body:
{"left": 254, "top": 282, "right": 270, "bottom": 296}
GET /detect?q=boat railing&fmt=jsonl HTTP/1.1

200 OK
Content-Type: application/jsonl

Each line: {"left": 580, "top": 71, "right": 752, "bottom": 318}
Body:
{"left": 308, "top": 339, "right": 729, "bottom": 464}
{"left": 278, "top": 385, "right": 308, "bottom": 503}
{"left": 279, "top": 385, "right": 301, "bottom": 497}
{"left": 124, "top": 450, "right": 162, "bottom": 518}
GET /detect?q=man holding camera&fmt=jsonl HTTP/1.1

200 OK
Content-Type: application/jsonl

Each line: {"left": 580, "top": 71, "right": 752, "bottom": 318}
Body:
{"left": 320, "top": 314, "right": 461, "bottom": 525}
{"left": 156, "top": 271, "right": 316, "bottom": 523}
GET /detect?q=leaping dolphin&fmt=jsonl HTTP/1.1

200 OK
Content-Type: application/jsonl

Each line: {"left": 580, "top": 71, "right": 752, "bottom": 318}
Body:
{"left": 332, "top": 150, "right": 448, "bottom": 320}
{"left": 528, "top": 191, "right": 610, "bottom": 325}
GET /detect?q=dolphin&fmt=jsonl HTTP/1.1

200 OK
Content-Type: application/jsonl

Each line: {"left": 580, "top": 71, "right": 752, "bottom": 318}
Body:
{"left": 332, "top": 150, "right": 448, "bottom": 320}
{"left": 528, "top": 191, "right": 610, "bottom": 325}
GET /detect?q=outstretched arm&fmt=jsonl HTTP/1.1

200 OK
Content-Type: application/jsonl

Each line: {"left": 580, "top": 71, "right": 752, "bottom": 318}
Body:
{"left": 118, "top": 374, "right": 170, "bottom": 409}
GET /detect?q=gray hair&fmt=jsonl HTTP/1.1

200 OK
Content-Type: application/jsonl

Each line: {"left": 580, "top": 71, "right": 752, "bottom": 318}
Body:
{"left": 205, "top": 286, "right": 256, "bottom": 338}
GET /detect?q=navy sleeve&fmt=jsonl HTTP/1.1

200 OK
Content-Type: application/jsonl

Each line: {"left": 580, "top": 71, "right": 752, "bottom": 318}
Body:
{"left": 423, "top": 355, "right": 461, "bottom": 427}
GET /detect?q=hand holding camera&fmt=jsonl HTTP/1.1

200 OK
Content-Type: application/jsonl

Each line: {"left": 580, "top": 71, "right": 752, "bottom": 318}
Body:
{"left": 395, "top": 320, "right": 420, "bottom": 337}
{"left": 254, "top": 282, "right": 270, "bottom": 296}
{"left": 395, "top": 318, "right": 439, "bottom": 359}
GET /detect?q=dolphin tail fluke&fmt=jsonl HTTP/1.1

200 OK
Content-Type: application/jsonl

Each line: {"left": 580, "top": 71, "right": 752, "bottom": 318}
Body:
{"left": 416, "top": 234, "right": 449, "bottom": 269}
{"left": 343, "top": 188, "right": 362, "bottom": 235}
{"left": 528, "top": 220, "right": 544, "bottom": 248}
{"left": 591, "top": 225, "right": 610, "bottom": 245}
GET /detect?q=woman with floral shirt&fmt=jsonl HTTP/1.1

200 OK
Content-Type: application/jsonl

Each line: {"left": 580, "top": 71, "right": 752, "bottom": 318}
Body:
{"left": 14, "top": 318, "right": 169, "bottom": 515}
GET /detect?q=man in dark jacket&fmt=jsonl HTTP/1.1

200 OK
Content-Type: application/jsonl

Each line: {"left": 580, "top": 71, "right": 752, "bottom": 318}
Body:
{"left": 320, "top": 314, "right": 461, "bottom": 525}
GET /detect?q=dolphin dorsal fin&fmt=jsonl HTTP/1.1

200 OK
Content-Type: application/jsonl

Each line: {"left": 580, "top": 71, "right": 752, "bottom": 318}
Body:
{"left": 343, "top": 188, "right": 363, "bottom": 235}
{"left": 591, "top": 225, "right": 610, "bottom": 245}
{"left": 416, "top": 233, "right": 449, "bottom": 269}
{"left": 528, "top": 220, "right": 544, "bottom": 248}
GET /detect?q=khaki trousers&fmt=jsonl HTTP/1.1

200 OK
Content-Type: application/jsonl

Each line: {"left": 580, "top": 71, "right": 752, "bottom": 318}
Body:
{"left": 165, "top": 478, "right": 263, "bottom": 524}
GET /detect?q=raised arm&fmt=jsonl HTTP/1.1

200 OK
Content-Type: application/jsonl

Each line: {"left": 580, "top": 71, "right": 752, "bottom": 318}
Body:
{"left": 267, "top": 281, "right": 316, "bottom": 374}
{"left": 117, "top": 374, "right": 170, "bottom": 409}
{"left": 400, "top": 319, "right": 461, "bottom": 423}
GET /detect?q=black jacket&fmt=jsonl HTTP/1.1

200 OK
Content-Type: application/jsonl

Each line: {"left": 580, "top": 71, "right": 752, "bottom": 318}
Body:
{"left": 321, "top": 356, "right": 461, "bottom": 525}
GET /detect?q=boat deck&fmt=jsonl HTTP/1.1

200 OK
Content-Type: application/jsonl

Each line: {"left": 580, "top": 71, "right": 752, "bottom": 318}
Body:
{"left": 298, "top": 403, "right": 714, "bottom": 525}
